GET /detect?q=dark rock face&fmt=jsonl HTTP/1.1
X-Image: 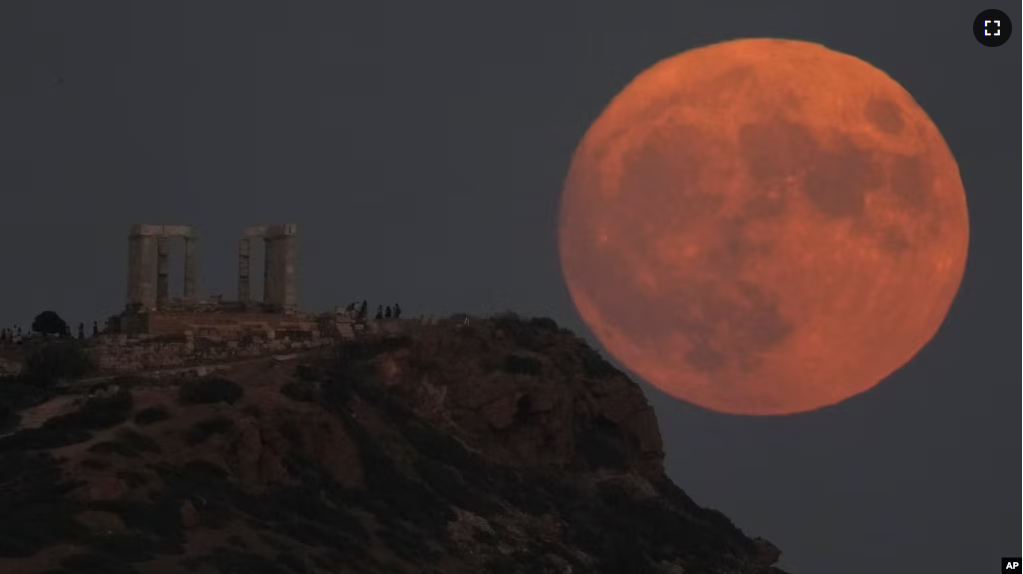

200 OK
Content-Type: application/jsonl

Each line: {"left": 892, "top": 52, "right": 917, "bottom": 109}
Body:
{"left": 0, "top": 313, "right": 788, "bottom": 574}
{"left": 373, "top": 315, "right": 666, "bottom": 478}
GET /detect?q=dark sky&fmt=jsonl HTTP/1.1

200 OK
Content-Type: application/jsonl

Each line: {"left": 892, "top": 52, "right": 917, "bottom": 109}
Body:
{"left": 3, "top": 1, "right": 1018, "bottom": 572}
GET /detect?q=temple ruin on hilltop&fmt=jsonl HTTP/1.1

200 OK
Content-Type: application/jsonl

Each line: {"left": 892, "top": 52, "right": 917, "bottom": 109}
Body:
{"left": 125, "top": 224, "right": 198, "bottom": 309}
{"left": 87, "top": 222, "right": 416, "bottom": 375}
{"left": 109, "top": 223, "right": 312, "bottom": 337}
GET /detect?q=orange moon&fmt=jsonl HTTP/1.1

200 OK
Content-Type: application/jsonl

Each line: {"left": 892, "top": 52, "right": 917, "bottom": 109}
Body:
{"left": 558, "top": 39, "right": 969, "bottom": 415}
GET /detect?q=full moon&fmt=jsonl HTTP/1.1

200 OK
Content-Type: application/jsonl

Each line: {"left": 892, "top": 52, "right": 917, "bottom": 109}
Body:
{"left": 558, "top": 39, "right": 969, "bottom": 415}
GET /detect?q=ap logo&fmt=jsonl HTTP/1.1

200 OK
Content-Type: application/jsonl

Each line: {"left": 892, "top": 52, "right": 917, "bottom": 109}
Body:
{"left": 1003, "top": 558, "right": 1022, "bottom": 570}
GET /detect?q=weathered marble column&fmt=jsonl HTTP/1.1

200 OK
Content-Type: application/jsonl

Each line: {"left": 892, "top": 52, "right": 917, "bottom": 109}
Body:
{"left": 156, "top": 236, "right": 169, "bottom": 307}
{"left": 263, "top": 224, "right": 297, "bottom": 312}
{"left": 262, "top": 237, "right": 276, "bottom": 305}
{"left": 237, "top": 238, "right": 251, "bottom": 304}
{"left": 183, "top": 235, "right": 196, "bottom": 302}
{"left": 277, "top": 232, "right": 297, "bottom": 311}
{"left": 127, "top": 233, "right": 141, "bottom": 307}
{"left": 126, "top": 227, "right": 156, "bottom": 309}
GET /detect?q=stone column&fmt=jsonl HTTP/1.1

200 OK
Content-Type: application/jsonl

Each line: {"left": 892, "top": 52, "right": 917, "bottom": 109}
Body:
{"left": 138, "top": 236, "right": 156, "bottom": 309}
{"left": 237, "top": 238, "right": 251, "bottom": 304}
{"left": 127, "top": 233, "right": 142, "bottom": 307}
{"left": 156, "top": 236, "right": 169, "bottom": 307}
{"left": 263, "top": 237, "right": 276, "bottom": 305}
{"left": 183, "top": 235, "right": 196, "bottom": 302}
{"left": 277, "top": 233, "right": 297, "bottom": 312}
{"left": 260, "top": 224, "right": 297, "bottom": 312}
{"left": 127, "top": 231, "right": 156, "bottom": 309}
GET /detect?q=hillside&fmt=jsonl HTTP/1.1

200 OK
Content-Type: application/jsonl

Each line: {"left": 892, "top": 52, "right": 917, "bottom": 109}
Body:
{"left": 0, "top": 314, "right": 788, "bottom": 573}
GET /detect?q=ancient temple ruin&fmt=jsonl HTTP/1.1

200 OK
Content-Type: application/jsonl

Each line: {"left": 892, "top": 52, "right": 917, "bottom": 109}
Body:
{"left": 112, "top": 223, "right": 309, "bottom": 337}
{"left": 126, "top": 224, "right": 197, "bottom": 310}
{"left": 237, "top": 224, "right": 297, "bottom": 312}
{"left": 124, "top": 223, "right": 298, "bottom": 314}
{"left": 75, "top": 221, "right": 423, "bottom": 372}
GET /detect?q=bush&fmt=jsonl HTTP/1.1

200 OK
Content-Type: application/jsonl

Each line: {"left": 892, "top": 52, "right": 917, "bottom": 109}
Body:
{"left": 280, "top": 380, "right": 320, "bottom": 403}
{"left": 0, "top": 452, "right": 87, "bottom": 557}
{"left": 0, "top": 407, "right": 18, "bottom": 434}
{"left": 194, "top": 547, "right": 293, "bottom": 574}
{"left": 0, "top": 379, "right": 49, "bottom": 411}
{"left": 0, "top": 380, "right": 50, "bottom": 431}
{"left": 183, "top": 416, "right": 235, "bottom": 445}
{"left": 31, "top": 311, "right": 68, "bottom": 337}
{"left": 133, "top": 405, "right": 171, "bottom": 426}
{"left": 88, "top": 440, "right": 141, "bottom": 458}
{"left": 80, "top": 458, "right": 110, "bottom": 470}
{"left": 335, "top": 336, "right": 413, "bottom": 364}
{"left": 574, "top": 416, "right": 629, "bottom": 470}
{"left": 0, "top": 426, "right": 92, "bottom": 452}
{"left": 108, "top": 376, "right": 146, "bottom": 389}
{"left": 177, "top": 378, "right": 243, "bottom": 406}
{"left": 492, "top": 313, "right": 547, "bottom": 352}
{"left": 91, "top": 429, "right": 162, "bottom": 458}
{"left": 58, "top": 551, "right": 142, "bottom": 572}
{"left": 275, "top": 551, "right": 308, "bottom": 573}
{"left": 579, "top": 347, "right": 622, "bottom": 378}
{"left": 529, "top": 317, "right": 560, "bottom": 332}
{"left": 83, "top": 532, "right": 159, "bottom": 564}
{"left": 25, "top": 342, "right": 95, "bottom": 383}
{"left": 85, "top": 497, "right": 185, "bottom": 554}
{"left": 44, "top": 390, "right": 133, "bottom": 432}
{"left": 116, "top": 429, "right": 160, "bottom": 451}
{"left": 116, "top": 470, "right": 149, "bottom": 488}
{"left": 294, "top": 364, "right": 318, "bottom": 381}
{"left": 502, "top": 354, "right": 542, "bottom": 376}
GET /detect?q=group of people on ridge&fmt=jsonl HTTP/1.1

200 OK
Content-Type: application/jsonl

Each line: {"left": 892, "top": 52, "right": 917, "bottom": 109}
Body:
{"left": 344, "top": 301, "right": 402, "bottom": 321}
{"left": 0, "top": 321, "right": 100, "bottom": 345}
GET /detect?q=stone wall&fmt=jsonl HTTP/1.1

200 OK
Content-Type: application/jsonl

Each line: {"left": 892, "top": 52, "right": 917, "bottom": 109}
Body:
{"left": 92, "top": 330, "right": 331, "bottom": 374}
{"left": 72, "top": 309, "right": 436, "bottom": 375}
{"left": 140, "top": 310, "right": 319, "bottom": 338}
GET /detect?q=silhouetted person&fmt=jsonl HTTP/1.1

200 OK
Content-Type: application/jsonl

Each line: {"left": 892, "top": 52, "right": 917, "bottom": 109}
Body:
{"left": 77, "top": 323, "right": 84, "bottom": 340}
{"left": 93, "top": 321, "right": 99, "bottom": 337}
{"left": 359, "top": 300, "right": 368, "bottom": 319}
{"left": 385, "top": 306, "right": 392, "bottom": 318}
{"left": 393, "top": 304, "right": 401, "bottom": 318}
{"left": 0, "top": 329, "right": 7, "bottom": 342}
{"left": 374, "top": 305, "right": 383, "bottom": 320}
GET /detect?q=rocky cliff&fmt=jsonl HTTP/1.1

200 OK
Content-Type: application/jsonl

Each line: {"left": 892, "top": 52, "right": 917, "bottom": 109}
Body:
{"left": 0, "top": 313, "right": 788, "bottom": 573}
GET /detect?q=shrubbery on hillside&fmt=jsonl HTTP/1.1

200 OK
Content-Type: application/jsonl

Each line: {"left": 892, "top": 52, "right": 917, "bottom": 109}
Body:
{"left": 177, "top": 378, "right": 243, "bottom": 406}
{"left": 280, "top": 380, "right": 320, "bottom": 403}
{"left": 133, "top": 405, "right": 171, "bottom": 426}
{"left": 0, "top": 380, "right": 50, "bottom": 432}
{"left": 44, "top": 390, "right": 133, "bottom": 432}
{"left": 24, "top": 342, "right": 95, "bottom": 385}
{"left": 502, "top": 354, "right": 543, "bottom": 375}
{"left": 183, "top": 416, "right": 235, "bottom": 445}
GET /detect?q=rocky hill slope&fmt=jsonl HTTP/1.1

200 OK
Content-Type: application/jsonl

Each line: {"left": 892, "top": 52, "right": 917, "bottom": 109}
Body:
{"left": 0, "top": 314, "right": 788, "bottom": 573}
